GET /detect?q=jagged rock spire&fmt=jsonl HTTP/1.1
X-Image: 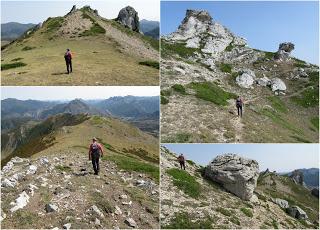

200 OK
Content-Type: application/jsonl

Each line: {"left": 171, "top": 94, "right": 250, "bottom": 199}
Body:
{"left": 116, "top": 6, "right": 140, "bottom": 32}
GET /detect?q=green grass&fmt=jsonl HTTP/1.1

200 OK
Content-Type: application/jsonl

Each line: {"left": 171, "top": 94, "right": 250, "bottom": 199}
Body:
{"left": 172, "top": 84, "right": 186, "bottom": 94}
{"left": 166, "top": 132, "right": 192, "bottom": 143}
{"left": 293, "top": 58, "right": 308, "bottom": 68}
{"left": 267, "top": 96, "right": 288, "bottom": 113}
{"left": 45, "top": 17, "right": 64, "bottom": 32}
{"left": 162, "top": 212, "right": 213, "bottom": 229}
{"left": 219, "top": 63, "right": 232, "bottom": 73}
{"left": 225, "top": 42, "right": 234, "bottom": 52}
{"left": 272, "top": 219, "right": 279, "bottom": 229}
{"left": 22, "top": 46, "right": 36, "bottom": 51}
{"left": 161, "top": 96, "right": 169, "bottom": 105}
{"left": 310, "top": 117, "right": 319, "bottom": 130}
{"left": 309, "top": 71, "right": 319, "bottom": 84}
{"left": 55, "top": 165, "right": 72, "bottom": 172}
{"left": 240, "top": 207, "right": 253, "bottom": 217}
{"left": 229, "top": 216, "right": 241, "bottom": 225}
{"left": 161, "top": 41, "right": 199, "bottom": 58}
{"left": 167, "top": 168, "right": 201, "bottom": 198}
{"left": 138, "top": 61, "right": 159, "bottom": 69}
{"left": 14, "top": 210, "right": 38, "bottom": 226}
{"left": 11, "top": 57, "right": 23, "bottom": 62}
{"left": 260, "top": 108, "right": 303, "bottom": 136}
{"left": 80, "top": 23, "right": 106, "bottom": 36}
{"left": 189, "top": 82, "right": 237, "bottom": 106}
{"left": 1, "top": 62, "right": 27, "bottom": 71}
{"left": 291, "top": 86, "right": 319, "bottom": 108}
{"left": 186, "top": 159, "right": 195, "bottom": 166}
{"left": 161, "top": 89, "right": 171, "bottom": 96}
{"left": 105, "top": 154, "right": 159, "bottom": 182}
{"left": 264, "top": 51, "right": 275, "bottom": 59}
{"left": 92, "top": 192, "right": 114, "bottom": 214}
{"left": 216, "top": 207, "right": 233, "bottom": 216}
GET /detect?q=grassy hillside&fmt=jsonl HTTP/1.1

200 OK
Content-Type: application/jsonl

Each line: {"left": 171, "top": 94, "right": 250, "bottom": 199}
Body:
{"left": 1, "top": 7, "right": 159, "bottom": 86}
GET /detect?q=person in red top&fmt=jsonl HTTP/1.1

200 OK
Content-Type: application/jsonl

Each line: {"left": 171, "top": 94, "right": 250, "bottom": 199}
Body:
{"left": 177, "top": 154, "right": 186, "bottom": 170}
{"left": 64, "top": 48, "right": 73, "bottom": 74}
{"left": 88, "top": 137, "right": 104, "bottom": 175}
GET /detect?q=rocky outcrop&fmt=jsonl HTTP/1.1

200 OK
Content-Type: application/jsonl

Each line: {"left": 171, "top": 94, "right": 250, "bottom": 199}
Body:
{"left": 116, "top": 6, "right": 140, "bottom": 32}
{"left": 271, "top": 198, "right": 289, "bottom": 209}
{"left": 287, "top": 206, "right": 308, "bottom": 220}
{"left": 274, "top": 42, "right": 295, "bottom": 61}
{"left": 67, "top": 5, "right": 77, "bottom": 15}
{"left": 256, "top": 76, "right": 271, "bottom": 87}
{"left": 236, "top": 69, "right": 256, "bottom": 88}
{"left": 290, "top": 170, "right": 304, "bottom": 185}
{"left": 204, "top": 154, "right": 259, "bottom": 200}
{"left": 271, "top": 78, "right": 286, "bottom": 93}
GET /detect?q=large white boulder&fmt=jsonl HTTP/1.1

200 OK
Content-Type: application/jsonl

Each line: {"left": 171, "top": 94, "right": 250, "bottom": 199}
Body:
{"left": 204, "top": 154, "right": 259, "bottom": 200}
{"left": 10, "top": 191, "right": 30, "bottom": 212}
{"left": 271, "top": 78, "right": 286, "bottom": 92}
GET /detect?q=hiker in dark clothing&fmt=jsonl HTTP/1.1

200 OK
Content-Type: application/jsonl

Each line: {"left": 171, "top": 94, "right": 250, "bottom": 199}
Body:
{"left": 236, "top": 96, "right": 244, "bottom": 117}
{"left": 64, "top": 48, "right": 72, "bottom": 74}
{"left": 177, "top": 154, "right": 186, "bottom": 170}
{"left": 88, "top": 137, "right": 104, "bottom": 175}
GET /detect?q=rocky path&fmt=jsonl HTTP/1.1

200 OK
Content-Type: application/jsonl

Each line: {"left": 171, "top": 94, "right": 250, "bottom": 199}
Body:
{"left": 1, "top": 152, "right": 159, "bottom": 229}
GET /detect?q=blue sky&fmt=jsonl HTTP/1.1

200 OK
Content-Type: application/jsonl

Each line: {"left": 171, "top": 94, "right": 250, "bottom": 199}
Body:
{"left": 161, "top": 1, "right": 319, "bottom": 64}
{"left": 163, "top": 144, "right": 319, "bottom": 172}
{"left": 1, "top": 86, "right": 159, "bottom": 100}
{"left": 1, "top": 0, "right": 160, "bottom": 22}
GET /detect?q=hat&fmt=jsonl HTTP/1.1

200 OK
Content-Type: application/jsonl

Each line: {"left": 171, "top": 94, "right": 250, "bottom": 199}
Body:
{"left": 92, "top": 137, "right": 97, "bottom": 141}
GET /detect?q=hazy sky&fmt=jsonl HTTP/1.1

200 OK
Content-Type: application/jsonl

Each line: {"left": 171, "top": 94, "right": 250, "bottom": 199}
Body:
{"left": 163, "top": 144, "right": 319, "bottom": 172}
{"left": 161, "top": 1, "right": 319, "bottom": 64}
{"left": 1, "top": 86, "right": 159, "bottom": 100}
{"left": 1, "top": 0, "right": 160, "bottom": 23}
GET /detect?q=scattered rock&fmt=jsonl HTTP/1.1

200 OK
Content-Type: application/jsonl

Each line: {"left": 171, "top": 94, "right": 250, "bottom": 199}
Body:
{"left": 10, "top": 191, "right": 30, "bottom": 212}
{"left": 94, "top": 218, "right": 101, "bottom": 226}
{"left": 287, "top": 206, "right": 308, "bottom": 220}
{"left": 125, "top": 217, "right": 137, "bottom": 228}
{"left": 120, "top": 194, "right": 128, "bottom": 199}
{"left": 115, "top": 206, "right": 122, "bottom": 215}
{"left": 90, "top": 205, "right": 104, "bottom": 218}
{"left": 204, "top": 153, "right": 259, "bottom": 200}
{"left": 40, "top": 157, "right": 49, "bottom": 165}
{"left": 45, "top": 204, "right": 59, "bottom": 213}
{"left": 63, "top": 223, "right": 72, "bottom": 229}
{"left": 0, "top": 209, "right": 6, "bottom": 222}
{"left": 236, "top": 70, "right": 255, "bottom": 88}
{"left": 271, "top": 78, "right": 286, "bottom": 92}
{"left": 256, "top": 76, "right": 271, "bottom": 87}
{"left": 26, "top": 165, "right": 38, "bottom": 175}
{"left": 116, "top": 6, "right": 139, "bottom": 32}
{"left": 272, "top": 198, "right": 289, "bottom": 209}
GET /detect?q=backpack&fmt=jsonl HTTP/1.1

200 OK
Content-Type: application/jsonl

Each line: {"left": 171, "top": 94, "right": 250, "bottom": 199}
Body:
{"left": 178, "top": 155, "right": 185, "bottom": 162}
{"left": 91, "top": 143, "right": 100, "bottom": 154}
{"left": 236, "top": 98, "right": 242, "bottom": 106}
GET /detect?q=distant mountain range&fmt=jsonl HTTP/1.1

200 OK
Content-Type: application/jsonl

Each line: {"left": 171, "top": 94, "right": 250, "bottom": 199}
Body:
{"left": 1, "top": 96, "right": 159, "bottom": 136}
{"left": 140, "top": 19, "right": 159, "bottom": 39}
{"left": 287, "top": 168, "right": 319, "bottom": 188}
{"left": 1, "top": 22, "right": 37, "bottom": 41}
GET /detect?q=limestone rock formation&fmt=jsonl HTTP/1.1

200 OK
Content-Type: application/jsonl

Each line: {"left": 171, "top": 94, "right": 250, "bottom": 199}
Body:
{"left": 236, "top": 70, "right": 256, "bottom": 88}
{"left": 116, "top": 6, "right": 140, "bottom": 32}
{"left": 204, "top": 154, "right": 259, "bottom": 200}
{"left": 287, "top": 206, "right": 308, "bottom": 220}
{"left": 274, "top": 42, "right": 295, "bottom": 61}
{"left": 290, "top": 169, "right": 304, "bottom": 185}
{"left": 272, "top": 198, "right": 289, "bottom": 209}
{"left": 271, "top": 78, "right": 287, "bottom": 93}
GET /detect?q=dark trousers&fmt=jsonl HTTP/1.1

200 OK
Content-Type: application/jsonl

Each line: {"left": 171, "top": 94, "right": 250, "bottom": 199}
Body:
{"left": 237, "top": 105, "right": 242, "bottom": 117}
{"left": 91, "top": 152, "right": 100, "bottom": 174}
{"left": 66, "top": 60, "right": 72, "bottom": 74}
{"left": 179, "top": 161, "right": 185, "bottom": 170}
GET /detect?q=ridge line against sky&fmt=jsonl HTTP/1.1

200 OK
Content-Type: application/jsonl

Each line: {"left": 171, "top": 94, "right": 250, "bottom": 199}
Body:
{"left": 161, "top": 1, "right": 319, "bottom": 64}
{"left": 1, "top": 86, "right": 160, "bottom": 100}
{"left": 1, "top": 0, "right": 160, "bottom": 23}
{"left": 163, "top": 144, "right": 319, "bottom": 172}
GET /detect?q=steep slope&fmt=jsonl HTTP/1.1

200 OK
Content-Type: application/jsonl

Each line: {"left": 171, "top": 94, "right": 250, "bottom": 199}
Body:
{"left": 1, "top": 114, "right": 159, "bottom": 229}
{"left": 160, "top": 9, "right": 319, "bottom": 143}
{"left": 160, "top": 146, "right": 319, "bottom": 229}
{"left": 1, "top": 6, "right": 159, "bottom": 86}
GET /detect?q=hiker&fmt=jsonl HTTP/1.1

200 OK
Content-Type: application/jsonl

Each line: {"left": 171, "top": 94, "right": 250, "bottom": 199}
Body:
{"left": 88, "top": 137, "right": 104, "bottom": 175}
{"left": 177, "top": 154, "right": 186, "bottom": 170}
{"left": 64, "top": 48, "right": 72, "bottom": 74}
{"left": 236, "top": 96, "right": 243, "bottom": 117}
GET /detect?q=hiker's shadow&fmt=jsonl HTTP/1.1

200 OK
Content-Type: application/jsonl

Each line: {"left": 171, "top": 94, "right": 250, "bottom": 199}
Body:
{"left": 52, "top": 72, "right": 68, "bottom": 76}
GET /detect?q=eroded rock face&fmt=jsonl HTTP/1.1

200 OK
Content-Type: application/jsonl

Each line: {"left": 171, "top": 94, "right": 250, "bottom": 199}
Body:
{"left": 116, "top": 6, "right": 139, "bottom": 32}
{"left": 236, "top": 70, "right": 256, "bottom": 88}
{"left": 287, "top": 206, "right": 308, "bottom": 220}
{"left": 274, "top": 42, "right": 295, "bottom": 61}
{"left": 271, "top": 78, "right": 286, "bottom": 92}
{"left": 272, "top": 198, "right": 289, "bottom": 209}
{"left": 204, "top": 154, "right": 259, "bottom": 200}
